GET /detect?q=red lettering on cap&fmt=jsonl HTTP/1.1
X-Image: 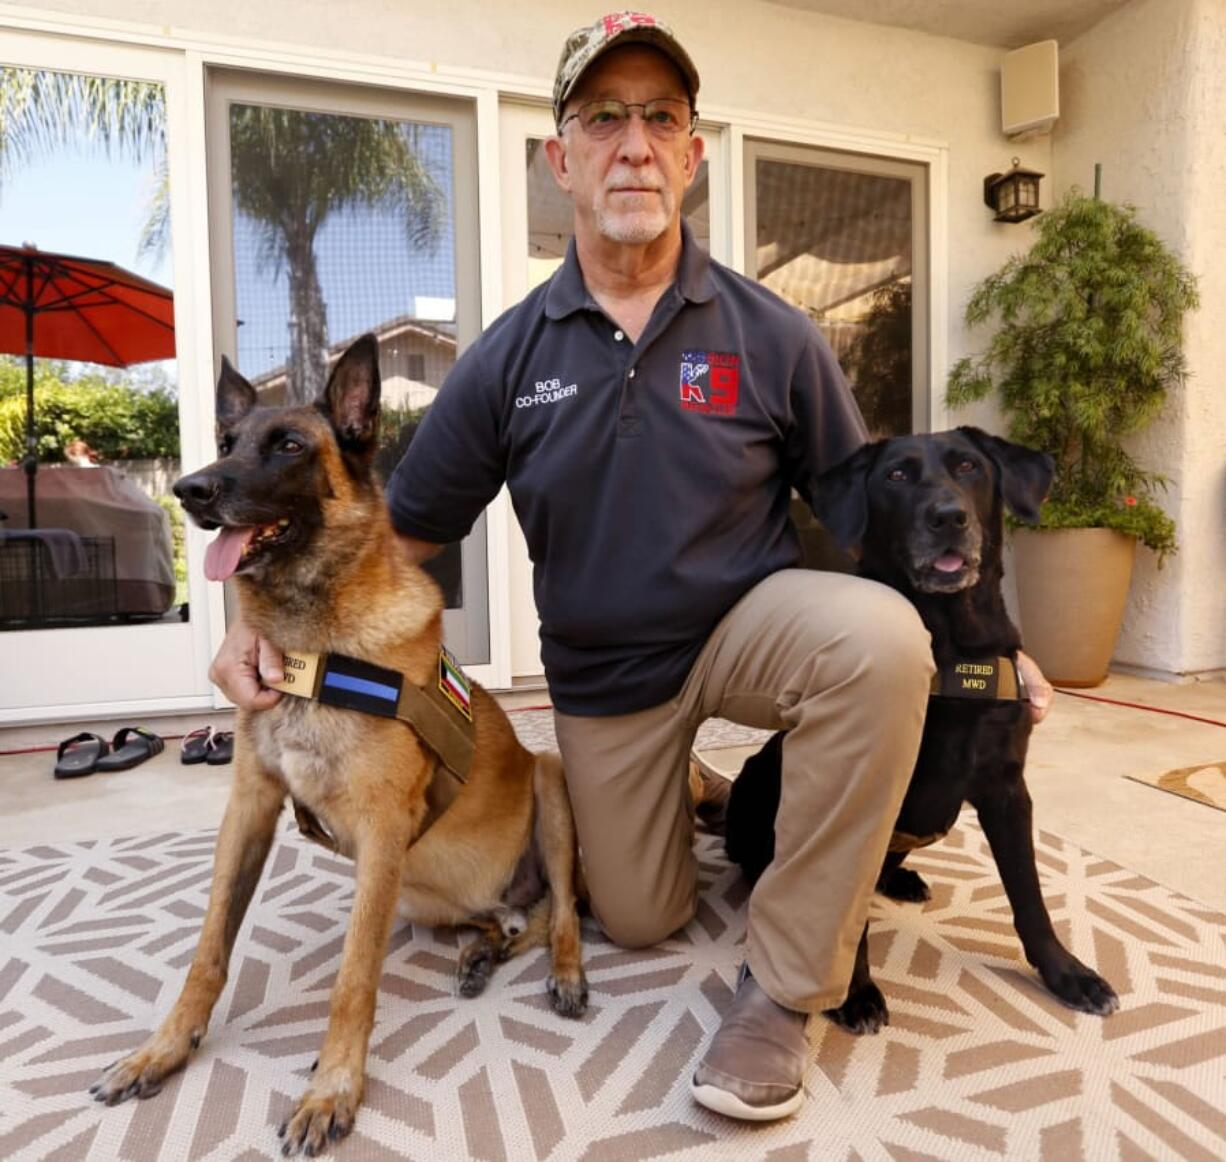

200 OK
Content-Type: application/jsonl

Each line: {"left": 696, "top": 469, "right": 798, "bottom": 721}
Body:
{"left": 603, "top": 12, "right": 656, "bottom": 35}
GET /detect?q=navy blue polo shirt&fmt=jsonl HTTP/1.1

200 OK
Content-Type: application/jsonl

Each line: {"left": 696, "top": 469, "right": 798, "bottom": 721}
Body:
{"left": 386, "top": 222, "right": 867, "bottom": 716}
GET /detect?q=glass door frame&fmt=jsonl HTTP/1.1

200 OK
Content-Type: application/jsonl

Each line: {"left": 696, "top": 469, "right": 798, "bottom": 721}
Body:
{"left": 204, "top": 67, "right": 500, "bottom": 688}
{"left": 0, "top": 30, "right": 218, "bottom": 725}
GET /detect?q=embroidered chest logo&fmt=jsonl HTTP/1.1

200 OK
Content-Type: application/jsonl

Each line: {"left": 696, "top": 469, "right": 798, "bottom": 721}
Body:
{"left": 515, "top": 377, "right": 578, "bottom": 409}
{"left": 679, "top": 351, "right": 740, "bottom": 415}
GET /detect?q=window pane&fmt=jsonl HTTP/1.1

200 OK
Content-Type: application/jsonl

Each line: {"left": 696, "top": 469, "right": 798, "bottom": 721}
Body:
{"left": 754, "top": 157, "right": 914, "bottom": 437}
{"left": 0, "top": 67, "right": 185, "bottom": 630}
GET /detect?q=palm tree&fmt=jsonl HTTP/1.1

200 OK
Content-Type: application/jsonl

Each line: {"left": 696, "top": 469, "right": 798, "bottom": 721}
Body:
{"left": 0, "top": 67, "right": 444, "bottom": 401}
{"left": 227, "top": 105, "right": 443, "bottom": 401}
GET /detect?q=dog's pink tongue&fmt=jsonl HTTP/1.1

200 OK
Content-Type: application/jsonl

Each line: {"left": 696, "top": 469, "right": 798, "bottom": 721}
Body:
{"left": 204, "top": 527, "right": 255, "bottom": 582}
{"left": 933, "top": 552, "right": 965, "bottom": 573}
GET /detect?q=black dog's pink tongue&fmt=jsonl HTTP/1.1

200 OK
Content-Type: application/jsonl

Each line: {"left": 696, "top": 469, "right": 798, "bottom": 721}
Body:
{"left": 933, "top": 552, "right": 965, "bottom": 573}
{"left": 204, "top": 527, "right": 255, "bottom": 582}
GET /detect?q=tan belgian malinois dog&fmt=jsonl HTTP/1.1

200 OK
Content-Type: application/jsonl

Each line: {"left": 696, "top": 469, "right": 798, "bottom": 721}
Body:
{"left": 90, "top": 336, "right": 587, "bottom": 1155}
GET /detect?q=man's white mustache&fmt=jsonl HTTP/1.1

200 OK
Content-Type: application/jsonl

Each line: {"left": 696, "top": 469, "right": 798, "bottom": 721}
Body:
{"left": 607, "top": 175, "right": 665, "bottom": 191}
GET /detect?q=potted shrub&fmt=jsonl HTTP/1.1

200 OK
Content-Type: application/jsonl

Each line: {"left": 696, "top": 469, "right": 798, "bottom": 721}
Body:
{"left": 947, "top": 186, "right": 1198, "bottom": 685}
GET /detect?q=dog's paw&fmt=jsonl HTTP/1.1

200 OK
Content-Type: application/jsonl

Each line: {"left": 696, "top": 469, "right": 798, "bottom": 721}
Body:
{"left": 277, "top": 1070, "right": 359, "bottom": 1157}
{"left": 1040, "top": 958, "right": 1120, "bottom": 1015}
{"left": 547, "top": 969, "right": 589, "bottom": 1018}
{"left": 879, "top": 866, "right": 931, "bottom": 903}
{"left": 89, "top": 1026, "right": 202, "bottom": 1105}
{"left": 457, "top": 936, "right": 502, "bottom": 998}
{"left": 825, "top": 981, "right": 889, "bottom": 1035}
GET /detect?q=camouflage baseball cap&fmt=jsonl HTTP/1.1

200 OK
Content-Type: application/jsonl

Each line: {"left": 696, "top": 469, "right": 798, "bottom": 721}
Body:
{"left": 552, "top": 12, "right": 700, "bottom": 126}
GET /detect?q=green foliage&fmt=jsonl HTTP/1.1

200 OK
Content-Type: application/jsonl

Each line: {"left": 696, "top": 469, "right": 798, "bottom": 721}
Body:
{"left": 846, "top": 280, "right": 913, "bottom": 437}
{"left": 373, "top": 403, "right": 432, "bottom": 482}
{"left": 154, "top": 492, "right": 188, "bottom": 606}
{"left": 947, "top": 188, "right": 1198, "bottom": 562}
{"left": 0, "top": 359, "right": 178, "bottom": 463}
{"left": 1009, "top": 495, "right": 1176, "bottom": 561}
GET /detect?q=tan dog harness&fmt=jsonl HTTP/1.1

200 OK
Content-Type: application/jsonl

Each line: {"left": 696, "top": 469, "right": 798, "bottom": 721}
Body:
{"left": 269, "top": 646, "right": 476, "bottom": 781}
{"left": 268, "top": 646, "right": 477, "bottom": 855}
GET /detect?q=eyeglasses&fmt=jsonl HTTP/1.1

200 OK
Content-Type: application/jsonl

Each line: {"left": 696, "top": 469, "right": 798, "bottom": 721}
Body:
{"left": 558, "top": 98, "right": 698, "bottom": 139}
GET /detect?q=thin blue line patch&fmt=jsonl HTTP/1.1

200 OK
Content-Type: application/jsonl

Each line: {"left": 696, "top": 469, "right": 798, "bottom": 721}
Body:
{"left": 323, "top": 671, "right": 399, "bottom": 703}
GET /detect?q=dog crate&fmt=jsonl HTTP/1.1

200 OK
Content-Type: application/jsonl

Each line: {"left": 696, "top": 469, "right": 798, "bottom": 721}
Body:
{"left": 0, "top": 533, "right": 118, "bottom": 627}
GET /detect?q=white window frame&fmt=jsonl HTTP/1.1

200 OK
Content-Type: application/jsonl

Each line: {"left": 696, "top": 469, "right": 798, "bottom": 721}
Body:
{"left": 0, "top": 29, "right": 218, "bottom": 724}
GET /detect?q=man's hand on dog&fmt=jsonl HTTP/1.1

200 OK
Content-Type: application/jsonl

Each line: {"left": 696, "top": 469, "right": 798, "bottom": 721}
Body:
{"left": 1017, "top": 650, "right": 1053, "bottom": 724}
{"left": 210, "top": 621, "right": 284, "bottom": 710}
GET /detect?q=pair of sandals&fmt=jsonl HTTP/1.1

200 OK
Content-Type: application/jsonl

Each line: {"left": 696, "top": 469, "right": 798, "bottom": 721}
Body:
{"left": 180, "top": 726, "right": 234, "bottom": 766}
{"left": 54, "top": 727, "right": 165, "bottom": 779}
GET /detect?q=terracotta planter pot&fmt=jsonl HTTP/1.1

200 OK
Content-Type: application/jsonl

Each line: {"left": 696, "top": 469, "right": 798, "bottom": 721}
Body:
{"left": 1011, "top": 527, "right": 1137, "bottom": 687}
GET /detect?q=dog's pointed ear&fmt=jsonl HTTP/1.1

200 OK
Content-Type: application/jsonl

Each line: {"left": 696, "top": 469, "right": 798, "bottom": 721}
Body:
{"left": 812, "top": 442, "right": 878, "bottom": 549}
{"left": 959, "top": 426, "right": 1054, "bottom": 524}
{"left": 216, "top": 356, "right": 257, "bottom": 434}
{"left": 319, "top": 334, "right": 381, "bottom": 454}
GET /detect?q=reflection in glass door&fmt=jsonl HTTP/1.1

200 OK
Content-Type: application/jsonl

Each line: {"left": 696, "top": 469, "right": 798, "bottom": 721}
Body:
{"left": 0, "top": 39, "right": 217, "bottom": 724}
{"left": 745, "top": 140, "right": 928, "bottom": 437}
{"left": 0, "top": 66, "right": 187, "bottom": 632}
{"left": 205, "top": 73, "right": 489, "bottom": 667}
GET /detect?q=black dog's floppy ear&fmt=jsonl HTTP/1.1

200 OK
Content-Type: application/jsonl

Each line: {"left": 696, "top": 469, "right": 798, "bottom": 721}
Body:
{"left": 959, "top": 426, "right": 1054, "bottom": 524}
{"left": 319, "top": 333, "right": 382, "bottom": 453}
{"left": 216, "top": 356, "right": 257, "bottom": 434}
{"left": 812, "top": 442, "right": 878, "bottom": 549}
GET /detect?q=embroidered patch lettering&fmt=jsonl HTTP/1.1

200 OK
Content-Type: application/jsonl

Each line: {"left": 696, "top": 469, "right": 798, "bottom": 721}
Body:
{"left": 515, "top": 377, "right": 578, "bottom": 409}
{"left": 679, "top": 351, "right": 740, "bottom": 415}
{"left": 940, "top": 659, "right": 1001, "bottom": 699}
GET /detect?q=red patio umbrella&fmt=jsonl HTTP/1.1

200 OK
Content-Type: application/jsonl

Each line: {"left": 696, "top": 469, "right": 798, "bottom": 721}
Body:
{"left": 0, "top": 243, "right": 176, "bottom": 528}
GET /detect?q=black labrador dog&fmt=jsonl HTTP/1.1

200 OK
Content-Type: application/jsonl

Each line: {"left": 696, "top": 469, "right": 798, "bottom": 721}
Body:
{"left": 725, "top": 426, "right": 1119, "bottom": 1033}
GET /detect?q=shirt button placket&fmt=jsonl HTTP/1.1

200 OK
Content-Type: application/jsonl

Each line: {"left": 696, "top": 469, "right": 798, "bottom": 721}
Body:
{"left": 616, "top": 326, "right": 640, "bottom": 437}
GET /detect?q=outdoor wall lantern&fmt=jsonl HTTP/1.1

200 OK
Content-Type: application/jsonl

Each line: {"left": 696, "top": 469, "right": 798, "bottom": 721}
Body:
{"left": 984, "top": 158, "right": 1044, "bottom": 223}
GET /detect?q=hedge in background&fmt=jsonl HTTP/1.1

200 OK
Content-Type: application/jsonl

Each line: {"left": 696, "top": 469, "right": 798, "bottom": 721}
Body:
{"left": 0, "top": 358, "right": 178, "bottom": 463}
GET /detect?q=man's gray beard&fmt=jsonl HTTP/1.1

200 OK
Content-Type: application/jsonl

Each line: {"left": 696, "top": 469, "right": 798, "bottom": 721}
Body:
{"left": 593, "top": 192, "right": 673, "bottom": 244}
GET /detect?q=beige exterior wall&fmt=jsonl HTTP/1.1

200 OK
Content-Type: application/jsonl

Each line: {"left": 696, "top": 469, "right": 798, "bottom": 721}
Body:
{"left": 1054, "top": 0, "right": 1225, "bottom": 677}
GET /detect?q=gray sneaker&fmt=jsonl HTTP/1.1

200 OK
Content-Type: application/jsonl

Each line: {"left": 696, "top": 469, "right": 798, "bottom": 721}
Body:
{"left": 690, "top": 965, "right": 808, "bottom": 1120}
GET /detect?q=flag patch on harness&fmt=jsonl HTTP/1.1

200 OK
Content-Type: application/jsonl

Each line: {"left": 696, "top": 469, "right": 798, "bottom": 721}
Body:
{"left": 319, "top": 655, "right": 403, "bottom": 718}
{"left": 438, "top": 646, "right": 473, "bottom": 721}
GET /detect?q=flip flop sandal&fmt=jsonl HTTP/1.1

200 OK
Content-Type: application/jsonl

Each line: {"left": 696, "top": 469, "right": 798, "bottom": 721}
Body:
{"left": 94, "top": 726, "right": 165, "bottom": 772}
{"left": 205, "top": 731, "right": 234, "bottom": 766}
{"left": 180, "top": 726, "right": 214, "bottom": 765}
{"left": 54, "top": 732, "right": 110, "bottom": 779}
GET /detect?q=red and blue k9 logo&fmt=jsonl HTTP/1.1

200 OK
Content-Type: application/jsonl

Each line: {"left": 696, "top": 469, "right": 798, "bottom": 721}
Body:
{"left": 679, "top": 350, "right": 740, "bottom": 415}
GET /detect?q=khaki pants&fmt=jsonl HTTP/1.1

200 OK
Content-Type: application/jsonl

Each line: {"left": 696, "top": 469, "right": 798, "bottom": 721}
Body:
{"left": 554, "top": 569, "right": 933, "bottom": 1012}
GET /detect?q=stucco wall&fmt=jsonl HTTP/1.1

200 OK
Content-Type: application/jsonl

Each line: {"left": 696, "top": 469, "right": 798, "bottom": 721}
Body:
{"left": 1054, "top": 0, "right": 1225, "bottom": 677}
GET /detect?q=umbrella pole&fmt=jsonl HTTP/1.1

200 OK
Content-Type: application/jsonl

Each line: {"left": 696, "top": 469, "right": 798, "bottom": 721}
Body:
{"left": 23, "top": 256, "right": 37, "bottom": 531}
{"left": 24, "top": 350, "right": 36, "bottom": 531}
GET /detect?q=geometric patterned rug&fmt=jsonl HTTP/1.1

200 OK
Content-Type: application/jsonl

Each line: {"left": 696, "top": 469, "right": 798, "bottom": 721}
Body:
{"left": 2, "top": 719, "right": 1225, "bottom": 1160}
{"left": 1126, "top": 760, "right": 1226, "bottom": 813}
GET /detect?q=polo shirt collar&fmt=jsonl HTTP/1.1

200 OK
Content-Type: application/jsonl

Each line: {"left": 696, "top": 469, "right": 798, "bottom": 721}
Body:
{"left": 544, "top": 219, "right": 717, "bottom": 321}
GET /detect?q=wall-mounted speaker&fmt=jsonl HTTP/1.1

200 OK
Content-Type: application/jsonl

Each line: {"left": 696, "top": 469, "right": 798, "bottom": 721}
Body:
{"left": 1002, "top": 40, "right": 1059, "bottom": 139}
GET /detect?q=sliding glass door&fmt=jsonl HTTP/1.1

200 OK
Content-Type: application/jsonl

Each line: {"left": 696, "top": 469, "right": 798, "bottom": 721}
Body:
{"left": 205, "top": 71, "right": 490, "bottom": 669}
